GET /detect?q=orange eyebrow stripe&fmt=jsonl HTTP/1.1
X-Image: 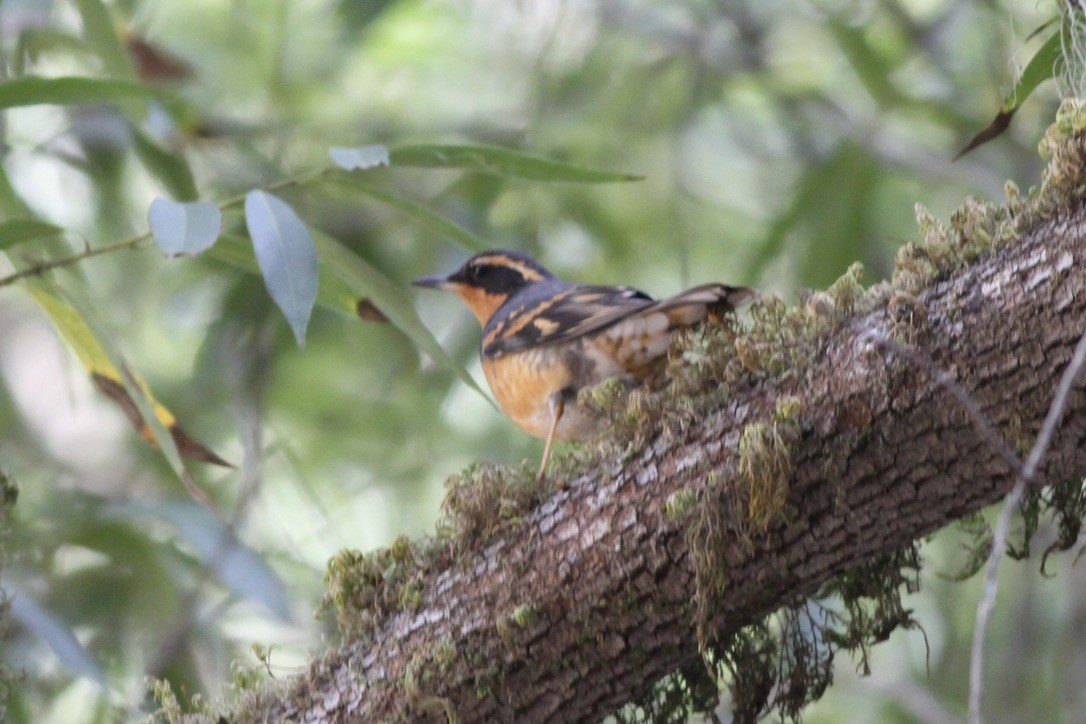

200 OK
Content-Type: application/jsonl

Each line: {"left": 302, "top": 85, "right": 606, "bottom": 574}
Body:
{"left": 471, "top": 254, "right": 546, "bottom": 283}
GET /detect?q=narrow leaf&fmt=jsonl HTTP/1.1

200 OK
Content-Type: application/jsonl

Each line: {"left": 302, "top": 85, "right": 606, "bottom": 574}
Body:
{"left": 328, "top": 173, "right": 488, "bottom": 251}
{"left": 244, "top": 191, "right": 319, "bottom": 347}
{"left": 9, "top": 590, "right": 106, "bottom": 684}
{"left": 132, "top": 128, "right": 199, "bottom": 201}
{"left": 72, "top": 0, "right": 136, "bottom": 80}
{"left": 0, "top": 219, "right": 63, "bottom": 252}
{"left": 388, "top": 144, "right": 643, "bottom": 182}
{"left": 329, "top": 144, "right": 389, "bottom": 170}
{"left": 105, "top": 500, "right": 292, "bottom": 621}
{"left": 91, "top": 373, "right": 232, "bottom": 467}
{"left": 957, "top": 26, "right": 1064, "bottom": 158}
{"left": 0, "top": 76, "right": 176, "bottom": 111}
{"left": 207, "top": 234, "right": 358, "bottom": 316}
{"left": 310, "top": 229, "right": 496, "bottom": 407}
{"left": 148, "top": 198, "right": 221, "bottom": 256}
{"left": 25, "top": 282, "right": 228, "bottom": 509}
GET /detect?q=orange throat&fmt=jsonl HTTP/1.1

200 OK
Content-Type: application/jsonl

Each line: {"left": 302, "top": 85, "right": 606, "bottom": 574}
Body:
{"left": 452, "top": 284, "right": 507, "bottom": 327}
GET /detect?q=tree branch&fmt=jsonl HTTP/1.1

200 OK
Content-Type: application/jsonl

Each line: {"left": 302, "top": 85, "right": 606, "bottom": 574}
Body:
{"left": 226, "top": 150, "right": 1086, "bottom": 722}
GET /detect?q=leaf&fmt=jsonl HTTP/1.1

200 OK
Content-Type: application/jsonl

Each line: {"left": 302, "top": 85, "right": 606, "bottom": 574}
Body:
{"left": 105, "top": 500, "right": 293, "bottom": 621}
{"left": 207, "top": 234, "right": 358, "bottom": 316}
{"left": 329, "top": 144, "right": 390, "bottom": 170}
{"left": 8, "top": 588, "right": 106, "bottom": 685}
{"left": 24, "top": 282, "right": 231, "bottom": 476}
{"left": 328, "top": 173, "right": 488, "bottom": 251}
{"left": 244, "top": 191, "right": 319, "bottom": 348}
{"left": 90, "top": 373, "right": 231, "bottom": 466}
{"left": 132, "top": 128, "right": 199, "bottom": 201}
{"left": 148, "top": 198, "right": 221, "bottom": 256}
{"left": 388, "top": 143, "right": 643, "bottom": 182}
{"left": 126, "top": 36, "right": 194, "bottom": 82}
{"left": 72, "top": 0, "right": 136, "bottom": 80}
{"left": 310, "top": 229, "right": 496, "bottom": 407}
{"left": 957, "top": 24, "right": 1063, "bottom": 159}
{"left": 0, "top": 219, "right": 63, "bottom": 252}
{"left": 746, "top": 144, "right": 875, "bottom": 288}
{"left": 355, "top": 299, "right": 389, "bottom": 323}
{"left": 0, "top": 76, "right": 177, "bottom": 111}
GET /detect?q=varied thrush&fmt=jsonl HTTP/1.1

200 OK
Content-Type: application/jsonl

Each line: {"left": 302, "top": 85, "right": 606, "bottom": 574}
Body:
{"left": 414, "top": 250, "right": 757, "bottom": 479}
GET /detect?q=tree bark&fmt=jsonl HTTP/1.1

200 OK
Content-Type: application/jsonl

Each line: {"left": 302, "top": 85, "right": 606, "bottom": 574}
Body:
{"left": 235, "top": 186, "right": 1086, "bottom": 722}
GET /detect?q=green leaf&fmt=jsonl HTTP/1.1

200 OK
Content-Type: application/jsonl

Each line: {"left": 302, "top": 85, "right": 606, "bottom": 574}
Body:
{"left": 8, "top": 587, "right": 106, "bottom": 684}
{"left": 0, "top": 219, "right": 63, "bottom": 252}
{"left": 71, "top": 0, "right": 136, "bottom": 80}
{"left": 388, "top": 143, "right": 643, "bottom": 182}
{"left": 149, "top": 199, "right": 222, "bottom": 256}
{"left": 329, "top": 144, "right": 390, "bottom": 170}
{"left": 747, "top": 144, "right": 875, "bottom": 288}
{"left": 328, "top": 173, "right": 488, "bottom": 251}
{"left": 208, "top": 234, "right": 365, "bottom": 317}
{"left": 12, "top": 29, "right": 97, "bottom": 76}
{"left": 132, "top": 128, "right": 199, "bottom": 201}
{"left": 24, "top": 280, "right": 210, "bottom": 505}
{"left": 244, "top": 191, "right": 319, "bottom": 348}
{"left": 105, "top": 500, "right": 292, "bottom": 621}
{"left": 310, "top": 228, "right": 497, "bottom": 407}
{"left": 957, "top": 23, "right": 1063, "bottom": 158}
{"left": 0, "top": 76, "right": 177, "bottom": 111}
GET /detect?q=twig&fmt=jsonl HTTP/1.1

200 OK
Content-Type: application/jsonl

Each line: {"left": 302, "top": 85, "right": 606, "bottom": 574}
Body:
{"left": 967, "top": 327, "right": 1086, "bottom": 724}
{"left": 0, "top": 166, "right": 332, "bottom": 290}
{"left": 858, "top": 324, "right": 1086, "bottom": 722}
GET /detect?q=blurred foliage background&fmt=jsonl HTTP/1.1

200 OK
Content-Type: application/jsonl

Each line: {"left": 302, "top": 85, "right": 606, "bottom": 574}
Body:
{"left": 0, "top": 0, "right": 1083, "bottom": 721}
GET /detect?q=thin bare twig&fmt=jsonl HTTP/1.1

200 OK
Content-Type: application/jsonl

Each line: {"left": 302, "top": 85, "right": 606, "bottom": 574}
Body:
{"left": 859, "top": 324, "right": 1086, "bottom": 723}
{"left": 0, "top": 166, "right": 330, "bottom": 290}
{"left": 968, "top": 327, "right": 1086, "bottom": 724}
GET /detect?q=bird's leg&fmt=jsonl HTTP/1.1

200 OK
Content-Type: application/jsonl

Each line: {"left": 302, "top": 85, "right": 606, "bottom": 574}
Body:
{"left": 538, "top": 392, "right": 565, "bottom": 481}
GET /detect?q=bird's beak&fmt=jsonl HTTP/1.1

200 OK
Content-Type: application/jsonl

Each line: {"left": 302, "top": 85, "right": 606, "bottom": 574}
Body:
{"left": 411, "top": 273, "right": 454, "bottom": 290}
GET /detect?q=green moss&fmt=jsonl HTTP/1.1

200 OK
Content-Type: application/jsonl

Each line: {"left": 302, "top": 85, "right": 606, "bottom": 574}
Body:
{"left": 403, "top": 655, "right": 457, "bottom": 723}
{"left": 496, "top": 603, "right": 540, "bottom": 653}
{"left": 739, "top": 397, "right": 803, "bottom": 535}
{"left": 0, "top": 471, "right": 17, "bottom": 722}
{"left": 433, "top": 637, "right": 457, "bottom": 673}
{"left": 319, "top": 533, "right": 440, "bottom": 641}
{"left": 664, "top": 488, "right": 698, "bottom": 521}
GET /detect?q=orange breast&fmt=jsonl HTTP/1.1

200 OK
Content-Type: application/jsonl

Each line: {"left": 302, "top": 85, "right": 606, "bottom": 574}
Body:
{"left": 482, "top": 351, "right": 572, "bottom": 440}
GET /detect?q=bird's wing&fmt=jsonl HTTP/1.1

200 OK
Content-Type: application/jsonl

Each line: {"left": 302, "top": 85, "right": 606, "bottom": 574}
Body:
{"left": 485, "top": 283, "right": 756, "bottom": 358}
{"left": 483, "top": 284, "right": 654, "bottom": 357}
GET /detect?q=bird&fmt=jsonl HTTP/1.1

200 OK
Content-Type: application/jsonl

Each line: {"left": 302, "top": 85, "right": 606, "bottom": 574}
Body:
{"left": 413, "top": 250, "right": 757, "bottom": 480}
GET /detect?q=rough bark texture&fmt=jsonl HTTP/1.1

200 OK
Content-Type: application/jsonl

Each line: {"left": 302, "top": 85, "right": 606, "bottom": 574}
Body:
{"left": 241, "top": 194, "right": 1086, "bottom": 722}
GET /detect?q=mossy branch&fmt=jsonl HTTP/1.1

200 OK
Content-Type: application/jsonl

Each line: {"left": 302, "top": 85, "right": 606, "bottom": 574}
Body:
{"left": 208, "top": 103, "right": 1086, "bottom": 723}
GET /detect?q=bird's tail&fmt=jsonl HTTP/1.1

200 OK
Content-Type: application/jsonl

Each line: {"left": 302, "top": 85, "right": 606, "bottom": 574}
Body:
{"left": 653, "top": 283, "right": 758, "bottom": 328}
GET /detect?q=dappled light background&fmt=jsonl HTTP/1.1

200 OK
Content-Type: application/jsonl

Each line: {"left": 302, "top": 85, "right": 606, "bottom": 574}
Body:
{"left": 0, "top": 0, "right": 1082, "bottom": 721}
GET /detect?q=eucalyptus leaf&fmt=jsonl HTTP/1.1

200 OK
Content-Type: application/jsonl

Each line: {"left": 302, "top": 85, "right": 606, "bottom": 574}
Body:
{"left": 310, "top": 228, "right": 496, "bottom": 407}
{"left": 149, "top": 198, "right": 222, "bottom": 256}
{"left": 9, "top": 588, "right": 106, "bottom": 685}
{"left": 244, "top": 191, "right": 319, "bottom": 348}
{"left": 0, "top": 219, "right": 63, "bottom": 252}
{"left": 133, "top": 128, "right": 199, "bottom": 201}
{"left": 71, "top": 0, "right": 136, "bottom": 80}
{"left": 388, "top": 143, "right": 643, "bottom": 182}
{"left": 957, "top": 24, "right": 1064, "bottom": 158}
{"left": 105, "top": 500, "right": 293, "bottom": 622}
{"left": 328, "top": 173, "right": 488, "bottom": 251}
{"left": 0, "top": 76, "right": 177, "bottom": 111}
{"left": 329, "top": 144, "right": 390, "bottom": 170}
